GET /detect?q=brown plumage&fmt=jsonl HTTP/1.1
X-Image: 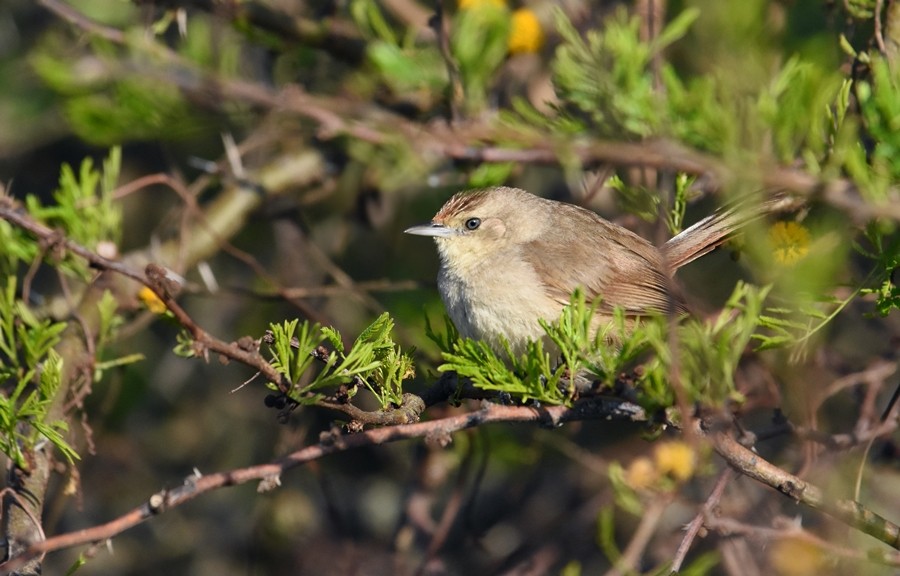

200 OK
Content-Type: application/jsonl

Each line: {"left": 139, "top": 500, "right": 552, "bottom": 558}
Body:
{"left": 406, "top": 186, "right": 762, "bottom": 353}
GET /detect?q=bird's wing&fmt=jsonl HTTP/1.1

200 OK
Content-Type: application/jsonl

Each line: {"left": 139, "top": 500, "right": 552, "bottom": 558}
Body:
{"left": 522, "top": 213, "right": 684, "bottom": 316}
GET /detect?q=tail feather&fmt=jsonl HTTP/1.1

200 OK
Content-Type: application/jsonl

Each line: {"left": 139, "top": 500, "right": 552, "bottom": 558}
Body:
{"left": 662, "top": 194, "right": 795, "bottom": 272}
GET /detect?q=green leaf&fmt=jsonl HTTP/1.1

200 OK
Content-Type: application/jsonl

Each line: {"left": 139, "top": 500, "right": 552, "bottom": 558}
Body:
{"left": 651, "top": 8, "right": 700, "bottom": 52}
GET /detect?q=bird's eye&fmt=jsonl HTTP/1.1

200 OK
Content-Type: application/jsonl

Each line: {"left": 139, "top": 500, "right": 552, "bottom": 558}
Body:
{"left": 465, "top": 218, "right": 481, "bottom": 230}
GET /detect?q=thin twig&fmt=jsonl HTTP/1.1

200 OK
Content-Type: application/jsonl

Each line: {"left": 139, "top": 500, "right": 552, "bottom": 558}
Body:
{"left": 417, "top": 438, "right": 475, "bottom": 575}
{"left": 37, "top": 0, "right": 124, "bottom": 42}
{"left": 875, "top": 0, "right": 887, "bottom": 54}
{"left": 670, "top": 468, "right": 735, "bottom": 573}
{"left": 605, "top": 496, "right": 671, "bottom": 576}
{"left": 433, "top": 0, "right": 464, "bottom": 122}
{"left": 705, "top": 515, "right": 900, "bottom": 567}
{"left": 0, "top": 200, "right": 147, "bottom": 285}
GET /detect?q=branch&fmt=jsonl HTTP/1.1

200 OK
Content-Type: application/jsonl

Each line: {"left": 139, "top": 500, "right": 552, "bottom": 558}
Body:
{"left": 705, "top": 515, "right": 900, "bottom": 567}
{"left": 710, "top": 430, "right": 900, "bottom": 550}
{"left": 40, "top": 0, "right": 367, "bottom": 64}
{"left": 0, "top": 400, "right": 645, "bottom": 571}
{"left": 0, "top": 197, "right": 146, "bottom": 286}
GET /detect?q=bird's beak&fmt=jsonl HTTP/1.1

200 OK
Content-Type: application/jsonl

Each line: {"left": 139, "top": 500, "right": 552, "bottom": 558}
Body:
{"left": 404, "top": 222, "right": 458, "bottom": 238}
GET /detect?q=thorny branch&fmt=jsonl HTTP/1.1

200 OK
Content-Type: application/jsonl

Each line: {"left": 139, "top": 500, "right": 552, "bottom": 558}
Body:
{"left": 0, "top": 401, "right": 643, "bottom": 573}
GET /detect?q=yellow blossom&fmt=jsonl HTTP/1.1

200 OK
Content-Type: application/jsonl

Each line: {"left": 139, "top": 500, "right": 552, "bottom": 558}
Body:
{"left": 138, "top": 286, "right": 168, "bottom": 314}
{"left": 458, "top": 0, "right": 507, "bottom": 9}
{"left": 508, "top": 8, "right": 544, "bottom": 54}
{"left": 653, "top": 441, "right": 696, "bottom": 482}
{"left": 769, "top": 221, "right": 810, "bottom": 265}
{"left": 625, "top": 456, "right": 657, "bottom": 489}
{"left": 769, "top": 536, "right": 826, "bottom": 576}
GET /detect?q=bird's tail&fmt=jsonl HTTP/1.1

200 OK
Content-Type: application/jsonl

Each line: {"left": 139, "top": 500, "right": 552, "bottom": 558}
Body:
{"left": 661, "top": 193, "right": 795, "bottom": 273}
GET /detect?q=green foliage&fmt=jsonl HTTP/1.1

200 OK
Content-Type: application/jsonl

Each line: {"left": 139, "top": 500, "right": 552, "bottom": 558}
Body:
{"left": 350, "top": 0, "right": 399, "bottom": 45}
{"left": 607, "top": 174, "right": 660, "bottom": 224}
{"left": 355, "top": 0, "right": 446, "bottom": 97}
{"left": 439, "top": 335, "right": 569, "bottom": 405}
{"left": 671, "top": 282, "right": 769, "bottom": 405}
{"left": 0, "top": 149, "right": 125, "bottom": 471}
{"left": 667, "top": 173, "right": 691, "bottom": 234}
{"left": 173, "top": 329, "right": 197, "bottom": 359}
{"left": 345, "top": 138, "right": 433, "bottom": 194}
{"left": 23, "top": 147, "right": 122, "bottom": 278}
{"left": 358, "top": 0, "right": 524, "bottom": 114}
{"left": 467, "top": 162, "right": 515, "bottom": 188}
{"left": 606, "top": 171, "right": 693, "bottom": 232}
{"left": 429, "top": 283, "right": 774, "bottom": 412}
{"left": 559, "top": 560, "right": 582, "bottom": 576}
{"left": 624, "top": 283, "right": 770, "bottom": 412}
{"left": 856, "top": 57, "right": 900, "bottom": 193}
{"left": 738, "top": 216, "right": 852, "bottom": 360}
{"left": 268, "top": 319, "right": 320, "bottom": 389}
{"left": 596, "top": 507, "right": 622, "bottom": 566}
{"left": 553, "top": 7, "right": 699, "bottom": 138}
{"left": 542, "top": 290, "right": 661, "bottom": 388}
{"left": 65, "top": 552, "right": 88, "bottom": 575}
{"left": 367, "top": 41, "right": 447, "bottom": 95}
{"left": 607, "top": 461, "right": 645, "bottom": 515}
{"left": 756, "top": 56, "right": 840, "bottom": 164}
{"left": 679, "top": 553, "right": 721, "bottom": 576}
{"left": 93, "top": 290, "right": 141, "bottom": 382}
{"left": 430, "top": 292, "right": 651, "bottom": 406}
{"left": 424, "top": 312, "right": 460, "bottom": 354}
{"left": 336, "top": 313, "right": 414, "bottom": 407}
{"left": 30, "top": 15, "right": 240, "bottom": 145}
{"left": 452, "top": 3, "right": 511, "bottom": 114}
{"left": 96, "top": 290, "right": 123, "bottom": 352}
{"left": 0, "top": 218, "right": 35, "bottom": 278}
{"left": 0, "top": 277, "right": 78, "bottom": 470}
{"left": 266, "top": 313, "right": 414, "bottom": 409}
{"left": 844, "top": 0, "right": 877, "bottom": 19}
{"left": 756, "top": 294, "right": 852, "bottom": 362}
{"left": 31, "top": 38, "right": 192, "bottom": 144}
{"left": 660, "top": 66, "right": 733, "bottom": 152}
{"left": 857, "top": 222, "right": 900, "bottom": 316}
{"left": 547, "top": 5, "right": 844, "bottom": 171}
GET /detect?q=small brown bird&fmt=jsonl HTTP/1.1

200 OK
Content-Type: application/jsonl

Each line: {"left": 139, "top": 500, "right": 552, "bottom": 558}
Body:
{"left": 405, "top": 186, "right": 758, "bottom": 353}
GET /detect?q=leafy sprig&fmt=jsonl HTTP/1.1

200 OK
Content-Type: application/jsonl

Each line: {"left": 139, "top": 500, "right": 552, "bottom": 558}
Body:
{"left": 429, "top": 282, "right": 776, "bottom": 413}
{"left": 266, "top": 313, "right": 413, "bottom": 409}
{"left": 21, "top": 147, "right": 122, "bottom": 279}
{"left": 0, "top": 277, "right": 78, "bottom": 469}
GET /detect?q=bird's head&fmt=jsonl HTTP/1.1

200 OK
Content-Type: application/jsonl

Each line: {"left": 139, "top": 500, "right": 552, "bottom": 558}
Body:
{"left": 405, "top": 187, "right": 547, "bottom": 270}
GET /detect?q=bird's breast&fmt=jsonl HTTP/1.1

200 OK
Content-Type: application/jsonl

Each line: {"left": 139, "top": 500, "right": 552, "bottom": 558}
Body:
{"left": 436, "top": 250, "right": 562, "bottom": 353}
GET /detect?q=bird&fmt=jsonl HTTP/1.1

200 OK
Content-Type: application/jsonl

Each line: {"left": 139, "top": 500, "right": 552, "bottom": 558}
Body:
{"left": 405, "top": 186, "right": 764, "bottom": 353}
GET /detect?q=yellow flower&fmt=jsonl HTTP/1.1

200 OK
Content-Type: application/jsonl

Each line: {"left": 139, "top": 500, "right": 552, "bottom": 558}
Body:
{"left": 508, "top": 8, "right": 544, "bottom": 54}
{"left": 769, "top": 221, "right": 810, "bottom": 265}
{"left": 653, "top": 441, "right": 696, "bottom": 482}
{"left": 458, "top": 0, "right": 507, "bottom": 9}
{"left": 138, "top": 286, "right": 168, "bottom": 314}
{"left": 625, "top": 457, "right": 657, "bottom": 489}
{"left": 769, "top": 536, "right": 826, "bottom": 576}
